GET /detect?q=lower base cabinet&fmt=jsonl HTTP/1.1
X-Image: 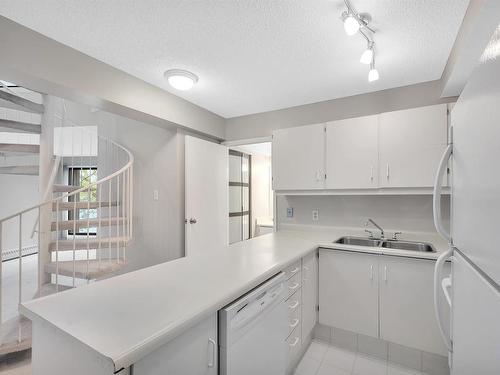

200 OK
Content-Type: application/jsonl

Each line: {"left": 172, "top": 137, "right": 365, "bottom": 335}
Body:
{"left": 133, "top": 314, "right": 217, "bottom": 375}
{"left": 379, "top": 256, "right": 450, "bottom": 356}
{"left": 319, "top": 248, "right": 450, "bottom": 356}
{"left": 319, "top": 250, "right": 379, "bottom": 338}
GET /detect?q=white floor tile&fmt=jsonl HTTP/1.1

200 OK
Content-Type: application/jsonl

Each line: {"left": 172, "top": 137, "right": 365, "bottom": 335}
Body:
{"left": 352, "top": 354, "right": 388, "bottom": 375}
{"left": 388, "top": 364, "right": 421, "bottom": 375}
{"left": 304, "top": 341, "right": 329, "bottom": 361}
{"left": 316, "top": 362, "right": 351, "bottom": 375}
{"left": 322, "top": 346, "right": 356, "bottom": 371}
{"left": 295, "top": 356, "right": 322, "bottom": 375}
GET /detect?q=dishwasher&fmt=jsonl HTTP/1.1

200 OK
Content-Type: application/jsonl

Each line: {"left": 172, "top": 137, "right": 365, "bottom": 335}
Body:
{"left": 219, "top": 272, "right": 288, "bottom": 375}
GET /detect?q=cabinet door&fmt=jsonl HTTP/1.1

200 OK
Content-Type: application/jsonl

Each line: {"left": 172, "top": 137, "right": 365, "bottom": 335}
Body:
{"left": 133, "top": 315, "right": 217, "bottom": 375}
{"left": 302, "top": 251, "right": 318, "bottom": 339}
{"left": 319, "top": 249, "right": 379, "bottom": 338}
{"left": 379, "top": 256, "right": 450, "bottom": 356}
{"left": 326, "top": 115, "right": 379, "bottom": 189}
{"left": 272, "top": 123, "right": 325, "bottom": 190}
{"left": 379, "top": 104, "right": 448, "bottom": 187}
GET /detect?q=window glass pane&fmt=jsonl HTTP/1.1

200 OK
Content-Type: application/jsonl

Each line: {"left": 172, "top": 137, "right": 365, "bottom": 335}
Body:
{"left": 229, "top": 216, "right": 242, "bottom": 244}
{"left": 242, "top": 156, "right": 249, "bottom": 183}
{"left": 242, "top": 214, "right": 249, "bottom": 240}
{"left": 229, "top": 154, "right": 242, "bottom": 183}
{"left": 242, "top": 186, "right": 249, "bottom": 211}
{"left": 229, "top": 186, "right": 242, "bottom": 213}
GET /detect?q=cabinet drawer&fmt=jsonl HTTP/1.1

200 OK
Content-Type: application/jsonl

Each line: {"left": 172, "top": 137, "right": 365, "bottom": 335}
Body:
{"left": 284, "top": 261, "right": 301, "bottom": 280}
{"left": 286, "top": 291, "right": 301, "bottom": 338}
{"left": 287, "top": 329, "right": 302, "bottom": 365}
{"left": 285, "top": 272, "right": 301, "bottom": 300}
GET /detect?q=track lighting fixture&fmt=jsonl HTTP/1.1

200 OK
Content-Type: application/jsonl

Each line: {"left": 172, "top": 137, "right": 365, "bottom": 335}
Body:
{"left": 360, "top": 42, "right": 374, "bottom": 65}
{"left": 342, "top": 13, "right": 360, "bottom": 36}
{"left": 368, "top": 61, "right": 379, "bottom": 82}
{"left": 341, "top": 0, "right": 380, "bottom": 82}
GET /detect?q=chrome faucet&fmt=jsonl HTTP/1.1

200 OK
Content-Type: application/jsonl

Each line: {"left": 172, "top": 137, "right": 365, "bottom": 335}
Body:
{"left": 365, "top": 218, "right": 384, "bottom": 239}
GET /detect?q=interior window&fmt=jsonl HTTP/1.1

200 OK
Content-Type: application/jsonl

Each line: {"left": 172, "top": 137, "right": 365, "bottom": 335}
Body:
{"left": 68, "top": 167, "right": 98, "bottom": 235}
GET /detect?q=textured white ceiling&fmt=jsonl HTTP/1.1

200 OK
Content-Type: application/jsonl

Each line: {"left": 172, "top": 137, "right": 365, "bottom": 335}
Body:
{"left": 0, "top": 1, "right": 469, "bottom": 118}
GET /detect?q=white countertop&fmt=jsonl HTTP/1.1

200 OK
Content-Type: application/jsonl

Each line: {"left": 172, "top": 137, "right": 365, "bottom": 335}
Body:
{"left": 20, "top": 228, "right": 449, "bottom": 371}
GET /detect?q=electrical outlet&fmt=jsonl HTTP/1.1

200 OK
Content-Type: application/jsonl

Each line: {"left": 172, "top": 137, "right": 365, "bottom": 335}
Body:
{"left": 287, "top": 207, "right": 294, "bottom": 218}
{"left": 312, "top": 209, "right": 319, "bottom": 221}
{"left": 153, "top": 190, "right": 159, "bottom": 201}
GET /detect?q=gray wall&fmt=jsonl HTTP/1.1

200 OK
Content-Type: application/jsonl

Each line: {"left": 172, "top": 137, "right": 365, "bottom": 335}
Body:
{"left": 277, "top": 195, "right": 450, "bottom": 234}
{"left": 225, "top": 80, "right": 457, "bottom": 141}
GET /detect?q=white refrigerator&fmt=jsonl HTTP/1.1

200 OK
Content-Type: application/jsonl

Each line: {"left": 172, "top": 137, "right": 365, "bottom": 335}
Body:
{"left": 433, "top": 45, "right": 500, "bottom": 373}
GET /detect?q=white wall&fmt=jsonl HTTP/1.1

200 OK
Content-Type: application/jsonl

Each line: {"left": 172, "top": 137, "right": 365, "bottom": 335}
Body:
{"left": 0, "top": 173, "right": 39, "bottom": 252}
{"left": 277, "top": 195, "right": 450, "bottom": 234}
{"left": 95, "top": 110, "right": 185, "bottom": 270}
{"left": 47, "top": 98, "right": 185, "bottom": 272}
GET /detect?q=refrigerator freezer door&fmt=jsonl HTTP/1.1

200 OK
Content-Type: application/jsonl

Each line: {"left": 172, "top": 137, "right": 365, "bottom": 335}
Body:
{"left": 451, "top": 56, "right": 500, "bottom": 285}
{"left": 452, "top": 252, "right": 500, "bottom": 374}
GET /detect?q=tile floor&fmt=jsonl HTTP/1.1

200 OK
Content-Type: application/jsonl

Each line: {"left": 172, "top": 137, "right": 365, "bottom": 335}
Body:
{"left": 296, "top": 341, "right": 431, "bottom": 375}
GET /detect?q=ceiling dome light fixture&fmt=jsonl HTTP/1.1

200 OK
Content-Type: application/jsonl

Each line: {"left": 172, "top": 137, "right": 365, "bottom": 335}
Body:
{"left": 340, "top": 0, "right": 380, "bottom": 81}
{"left": 164, "top": 69, "right": 199, "bottom": 91}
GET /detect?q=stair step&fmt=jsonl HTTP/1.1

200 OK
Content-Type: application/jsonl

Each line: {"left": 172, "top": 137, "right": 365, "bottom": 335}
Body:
{"left": 52, "top": 201, "right": 118, "bottom": 210}
{"left": 44, "top": 259, "right": 127, "bottom": 280}
{"left": 48, "top": 236, "right": 129, "bottom": 251}
{"left": 0, "top": 118, "right": 41, "bottom": 134}
{"left": 53, "top": 184, "right": 80, "bottom": 193}
{"left": 51, "top": 217, "right": 127, "bottom": 231}
{"left": 0, "top": 143, "right": 39, "bottom": 154}
{"left": 0, "top": 90, "right": 44, "bottom": 114}
{"left": 0, "top": 165, "right": 38, "bottom": 175}
{"left": 37, "top": 282, "right": 72, "bottom": 297}
{"left": 0, "top": 315, "right": 31, "bottom": 355}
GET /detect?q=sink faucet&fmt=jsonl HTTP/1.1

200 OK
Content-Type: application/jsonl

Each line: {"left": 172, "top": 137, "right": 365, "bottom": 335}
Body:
{"left": 365, "top": 218, "right": 384, "bottom": 239}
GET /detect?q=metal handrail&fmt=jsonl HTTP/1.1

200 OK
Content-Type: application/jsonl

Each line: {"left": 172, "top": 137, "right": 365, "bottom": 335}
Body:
{"left": 0, "top": 134, "right": 134, "bottom": 225}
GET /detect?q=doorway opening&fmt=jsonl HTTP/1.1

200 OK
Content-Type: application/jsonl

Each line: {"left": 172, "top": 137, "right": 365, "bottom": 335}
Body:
{"left": 228, "top": 142, "right": 273, "bottom": 244}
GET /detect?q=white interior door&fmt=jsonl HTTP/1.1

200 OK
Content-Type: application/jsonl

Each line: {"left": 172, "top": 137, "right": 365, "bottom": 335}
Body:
{"left": 185, "top": 136, "right": 228, "bottom": 256}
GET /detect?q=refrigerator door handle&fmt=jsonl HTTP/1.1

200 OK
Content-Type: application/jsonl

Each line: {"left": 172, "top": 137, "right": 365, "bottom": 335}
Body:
{"left": 434, "top": 248, "right": 453, "bottom": 352}
{"left": 433, "top": 144, "right": 453, "bottom": 243}
{"left": 441, "top": 276, "right": 452, "bottom": 307}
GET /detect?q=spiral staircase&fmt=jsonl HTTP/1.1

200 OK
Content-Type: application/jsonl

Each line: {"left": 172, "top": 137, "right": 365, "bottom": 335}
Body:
{"left": 0, "top": 82, "right": 134, "bottom": 356}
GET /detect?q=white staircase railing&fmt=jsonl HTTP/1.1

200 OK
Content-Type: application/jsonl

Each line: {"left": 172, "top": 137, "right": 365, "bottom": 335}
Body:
{"left": 0, "top": 112, "right": 134, "bottom": 352}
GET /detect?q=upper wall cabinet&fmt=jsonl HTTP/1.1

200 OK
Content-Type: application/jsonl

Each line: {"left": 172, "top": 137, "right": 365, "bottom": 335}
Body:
{"left": 378, "top": 104, "right": 448, "bottom": 188}
{"left": 272, "top": 123, "right": 325, "bottom": 190}
{"left": 326, "top": 115, "right": 379, "bottom": 189}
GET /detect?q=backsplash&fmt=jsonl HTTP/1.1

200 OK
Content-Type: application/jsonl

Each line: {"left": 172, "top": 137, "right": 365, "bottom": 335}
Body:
{"left": 277, "top": 195, "right": 450, "bottom": 234}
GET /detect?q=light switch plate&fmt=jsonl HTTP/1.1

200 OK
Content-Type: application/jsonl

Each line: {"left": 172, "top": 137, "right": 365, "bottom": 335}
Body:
{"left": 312, "top": 209, "right": 319, "bottom": 221}
{"left": 287, "top": 207, "right": 293, "bottom": 218}
{"left": 153, "top": 190, "right": 159, "bottom": 201}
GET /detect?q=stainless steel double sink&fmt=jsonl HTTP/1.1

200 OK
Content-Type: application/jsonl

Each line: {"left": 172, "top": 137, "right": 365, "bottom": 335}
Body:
{"left": 334, "top": 236, "right": 436, "bottom": 253}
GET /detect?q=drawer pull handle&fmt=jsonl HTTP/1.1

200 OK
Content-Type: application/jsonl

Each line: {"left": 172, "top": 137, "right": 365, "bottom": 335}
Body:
{"left": 288, "top": 300, "right": 299, "bottom": 309}
{"left": 288, "top": 282, "right": 300, "bottom": 290}
{"left": 290, "top": 318, "right": 300, "bottom": 329}
{"left": 289, "top": 337, "right": 300, "bottom": 347}
{"left": 290, "top": 267, "right": 300, "bottom": 274}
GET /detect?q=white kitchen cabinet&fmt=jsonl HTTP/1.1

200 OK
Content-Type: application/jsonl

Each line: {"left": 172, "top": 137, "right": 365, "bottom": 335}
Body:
{"left": 133, "top": 314, "right": 217, "bottom": 375}
{"left": 301, "top": 251, "right": 318, "bottom": 339}
{"left": 325, "top": 115, "right": 379, "bottom": 189}
{"left": 379, "top": 256, "right": 450, "bottom": 356}
{"left": 319, "top": 249, "right": 379, "bottom": 338}
{"left": 272, "top": 123, "right": 326, "bottom": 190}
{"left": 379, "top": 104, "right": 448, "bottom": 188}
